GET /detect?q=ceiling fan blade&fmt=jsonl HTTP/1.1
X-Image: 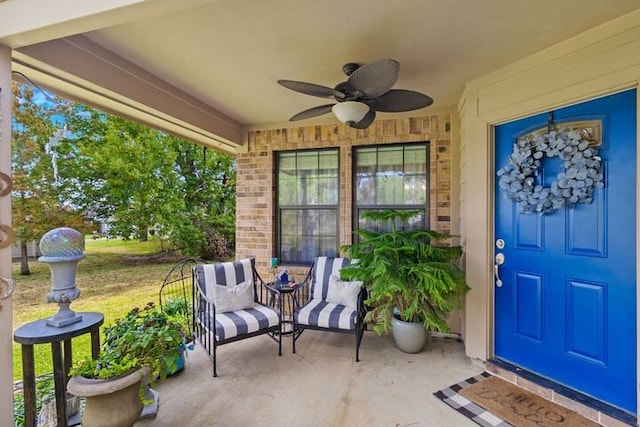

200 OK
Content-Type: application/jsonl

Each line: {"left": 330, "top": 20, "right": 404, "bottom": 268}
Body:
{"left": 350, "top": 108, "right": 376, "bottom": 129}
{"left": 278, "top": 80, "right": 345, "bottom": 99}
{"left": 347, "top": 59, "right": 399, "bottom": 99}
{"left": 289, "top": 104, "right": 335, "bottom": 121}
{"left": 373, "top": 89, "right": 433, "bottom": 112}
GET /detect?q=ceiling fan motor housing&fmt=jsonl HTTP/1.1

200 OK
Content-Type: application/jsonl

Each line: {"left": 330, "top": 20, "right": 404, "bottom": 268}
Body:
{"left": 342, "top": 62, "right": 360, "bottom": 76}
{"left": 334, "top": 81, "right": 365, "bottom": 101}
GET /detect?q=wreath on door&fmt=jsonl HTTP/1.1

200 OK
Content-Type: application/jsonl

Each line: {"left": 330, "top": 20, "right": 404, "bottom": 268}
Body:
{"left": 497, "top": 129, "right": 604, "bottom": 214}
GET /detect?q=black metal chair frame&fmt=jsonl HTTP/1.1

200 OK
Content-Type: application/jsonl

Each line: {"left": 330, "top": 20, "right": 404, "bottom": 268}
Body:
{"left": 291, "top": 259, "right": 367, "bottom": 361}
{"left": 192, "top": 258, "right": 282, "bottom": 377}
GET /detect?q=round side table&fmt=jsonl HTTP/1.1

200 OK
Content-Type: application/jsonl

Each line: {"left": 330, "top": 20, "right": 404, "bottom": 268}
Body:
{"left": 279, "top": 285, "right": 297, "bottom": 334}
{"left": 14, "top": 312, "right": 104, "bottom": 427}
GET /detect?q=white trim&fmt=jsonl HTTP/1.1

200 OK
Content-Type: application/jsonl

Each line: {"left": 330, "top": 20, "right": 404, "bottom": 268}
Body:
{"left": 0, "top": 0, "right": 216, "bottom": 47}
{"left": 0, "top": 45, "right": 14, "bottom": 427}
{"left": 13, "top": 36, "right": 245, "bottom": 154}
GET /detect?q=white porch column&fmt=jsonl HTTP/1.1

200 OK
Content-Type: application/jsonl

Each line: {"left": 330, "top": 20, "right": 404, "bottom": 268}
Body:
{"left": 0, "top": 44, "right": 14, "bottom": 427}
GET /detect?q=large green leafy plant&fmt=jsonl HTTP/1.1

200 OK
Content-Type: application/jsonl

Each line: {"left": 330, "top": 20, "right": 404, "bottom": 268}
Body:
{"left": 69, "top": 302, "right": 186, "bottom": 391}
{"left": 340, "top": 210, "right": 469, "bottom": 335}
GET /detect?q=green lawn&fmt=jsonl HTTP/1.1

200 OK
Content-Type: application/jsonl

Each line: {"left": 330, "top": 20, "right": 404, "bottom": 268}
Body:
{"left": 11, "top": 238, "right": 182, "bottom": 381}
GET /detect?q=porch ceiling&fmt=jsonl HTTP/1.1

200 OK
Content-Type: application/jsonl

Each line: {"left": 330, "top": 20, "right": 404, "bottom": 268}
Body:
{"left": 2, "top": 0, "right": 639, "bottom": 153}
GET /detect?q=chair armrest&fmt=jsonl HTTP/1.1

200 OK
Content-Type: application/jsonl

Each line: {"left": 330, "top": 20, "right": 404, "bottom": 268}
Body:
{"left": 358, "top": 285, "right": 367, "bottom": 297}
{"left": 292, "top": 275, "right": 312, "bottom": 309}
{"left": 357, "top": 286, "right": 368, "bottom": 310}
{"left": 263, "top": 281, "right": 282, "bottom": 295}
{"left": 193, "top": 275, "right": 215, "bottom": 305}
{"left": 193, "top": 279, "right": 216, "bottom": 334}
{"left": 256, "top": 280, "right": 282, "bottom": 311}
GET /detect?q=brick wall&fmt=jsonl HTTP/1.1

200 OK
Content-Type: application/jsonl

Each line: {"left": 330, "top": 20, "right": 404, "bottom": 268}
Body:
{"left": 236, "top": 113, "right": 453, "bottom": 280}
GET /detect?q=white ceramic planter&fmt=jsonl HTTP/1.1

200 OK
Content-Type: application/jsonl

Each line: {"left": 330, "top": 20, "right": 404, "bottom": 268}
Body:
{"left": 391, "top": 316, "right": 428, "bottom": 353}
{"left": 67, "top": 367, "right": 150, "bottom": 427}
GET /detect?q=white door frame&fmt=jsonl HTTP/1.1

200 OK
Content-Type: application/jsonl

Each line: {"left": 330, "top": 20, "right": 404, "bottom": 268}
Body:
{"left": 459, "top": 10, "right": 640, "bottom": 416}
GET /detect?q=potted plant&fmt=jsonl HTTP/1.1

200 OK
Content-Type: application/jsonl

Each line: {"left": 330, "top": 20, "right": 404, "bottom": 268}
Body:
{"left": 160, "top": 298, "right": 194, "bottom": 375}
{"left": 67, "top": 302, "right": 186, "bottom": 427}
{"left": 340, "top": 209, "right": 469, "bottom": 353}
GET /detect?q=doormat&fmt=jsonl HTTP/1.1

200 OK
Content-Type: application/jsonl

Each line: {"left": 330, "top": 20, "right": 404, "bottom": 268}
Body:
{"left": 434, "top": 372, "right": 600, "bottom": 427}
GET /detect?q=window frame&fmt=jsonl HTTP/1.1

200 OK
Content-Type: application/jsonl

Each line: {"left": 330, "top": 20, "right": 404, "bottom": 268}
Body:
{"left": 351, "top": 142, "right": 430, "bottom": 240}
{"left": 275, "top": 148, "right": 340, "bottom": 266}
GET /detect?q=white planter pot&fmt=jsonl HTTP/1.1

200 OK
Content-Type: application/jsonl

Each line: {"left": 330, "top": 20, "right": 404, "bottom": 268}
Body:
{"left": 67, "top": 367, "right": 151, "bottom": 427}
{"left": 391, "top": 316, "right": 428, "bottom": 353}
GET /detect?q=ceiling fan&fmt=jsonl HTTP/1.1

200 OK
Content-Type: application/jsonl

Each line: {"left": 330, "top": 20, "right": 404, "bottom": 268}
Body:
{"left": 277, "top": 59, "right": 433, "bottom": 129}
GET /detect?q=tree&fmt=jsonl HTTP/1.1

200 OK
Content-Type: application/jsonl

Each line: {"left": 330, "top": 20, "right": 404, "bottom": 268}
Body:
{"left": 159, "top": 136, "right": 236, "bottom": 259}
{"left": 59, "top": 104, "right": 236, "bottom": 259}
{"left": 11, "top": 83, "right": 88, "bottom": 274}
{"left": 60, "top": 105, "right": 176, "bottom": 242}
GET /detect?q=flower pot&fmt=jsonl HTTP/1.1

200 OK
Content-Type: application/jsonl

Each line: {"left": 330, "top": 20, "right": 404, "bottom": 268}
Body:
{"left": 166, "top": 350, "right": 186, "bottom": 376}
{"left": 67, "top": 366, "right": 151, "bottom": 427}
{"left": 391, "top": 316, "right": 428, "bottom": 353}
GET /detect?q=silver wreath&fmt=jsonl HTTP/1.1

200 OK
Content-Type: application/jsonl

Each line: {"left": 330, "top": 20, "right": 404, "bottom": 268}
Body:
{"left": 497, "top": 129, "right": 604, "bottom": 214}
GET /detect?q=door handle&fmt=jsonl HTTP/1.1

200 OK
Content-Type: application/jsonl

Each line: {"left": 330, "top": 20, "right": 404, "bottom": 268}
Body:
{"left": 494, "top": 253, "right": 505, "bottom": 287}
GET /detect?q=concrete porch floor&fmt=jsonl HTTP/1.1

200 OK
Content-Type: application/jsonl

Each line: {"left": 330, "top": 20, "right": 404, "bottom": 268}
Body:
{"left": 134, "top": 331, "right": 484, "bottom": 427}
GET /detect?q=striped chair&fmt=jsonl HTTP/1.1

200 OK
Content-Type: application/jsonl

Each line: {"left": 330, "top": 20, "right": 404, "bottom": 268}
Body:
{"left": 193, "top": 258, "right": 281, "bottom": 376}
{"left": 292, "top": 256, "right": 367, "bottom": 361}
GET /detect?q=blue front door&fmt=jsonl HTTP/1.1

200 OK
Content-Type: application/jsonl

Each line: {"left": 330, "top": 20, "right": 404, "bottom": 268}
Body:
{"left": 494, "top": 89, "right": 637, "bottom": 412}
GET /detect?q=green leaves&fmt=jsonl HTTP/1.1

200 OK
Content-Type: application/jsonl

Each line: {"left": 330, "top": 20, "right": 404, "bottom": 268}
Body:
{"left": 341, "top": 209, "right": 469, "bottom": 335}
{"left": 69, "top": 354, "right": 141, "bottom": 380}
{"left": 57, "top": 103, "right": 236, "bottom": 259}
{"left": 11, "top": 83, "right": 88, "bottom": 274}
{"left": 71, "top": 302, "right": 186, "bottom": 385}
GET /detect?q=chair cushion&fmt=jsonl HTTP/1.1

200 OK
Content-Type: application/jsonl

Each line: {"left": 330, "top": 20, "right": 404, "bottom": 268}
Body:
{"left": 211, "top": 280, "right": 255, "bottom": 313}
{"left": 311, "top": 257, "right": 350, "bottom": 300}
{"left": 326, "top": 275, "right": 362, "bottom": 309}
{"left": 195, "top": 259, "right": 254, "bottom": 296}
{"left": 294, "top": 299, "right": 357, "bottom": 330}
{"left": 200, "top": 304, "right": 280, "bottom": 341}
{"left": 195, "top": 260, "right": 257, "bottom": 312}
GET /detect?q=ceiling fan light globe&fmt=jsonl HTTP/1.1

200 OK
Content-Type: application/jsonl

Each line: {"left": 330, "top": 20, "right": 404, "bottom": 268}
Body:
{"left": 332, "top": 101, "right": 369, "bottom": 124}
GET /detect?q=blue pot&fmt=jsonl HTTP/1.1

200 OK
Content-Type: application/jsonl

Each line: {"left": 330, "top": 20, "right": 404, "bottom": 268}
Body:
{"left": 166, "top": 352, "right": 185, "bottom": 376}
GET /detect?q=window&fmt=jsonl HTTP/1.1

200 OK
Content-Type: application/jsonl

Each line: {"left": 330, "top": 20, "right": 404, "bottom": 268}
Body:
{"left": 354, "top": 143, "right": 429, "bottom": 234}
{"left": 276, "top": 149, "right": 339, "bottom": 264}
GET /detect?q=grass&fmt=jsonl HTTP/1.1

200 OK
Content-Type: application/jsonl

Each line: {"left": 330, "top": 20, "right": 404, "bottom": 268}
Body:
{"left": 12, "top": 238, "right": 182, "bottom": 381}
